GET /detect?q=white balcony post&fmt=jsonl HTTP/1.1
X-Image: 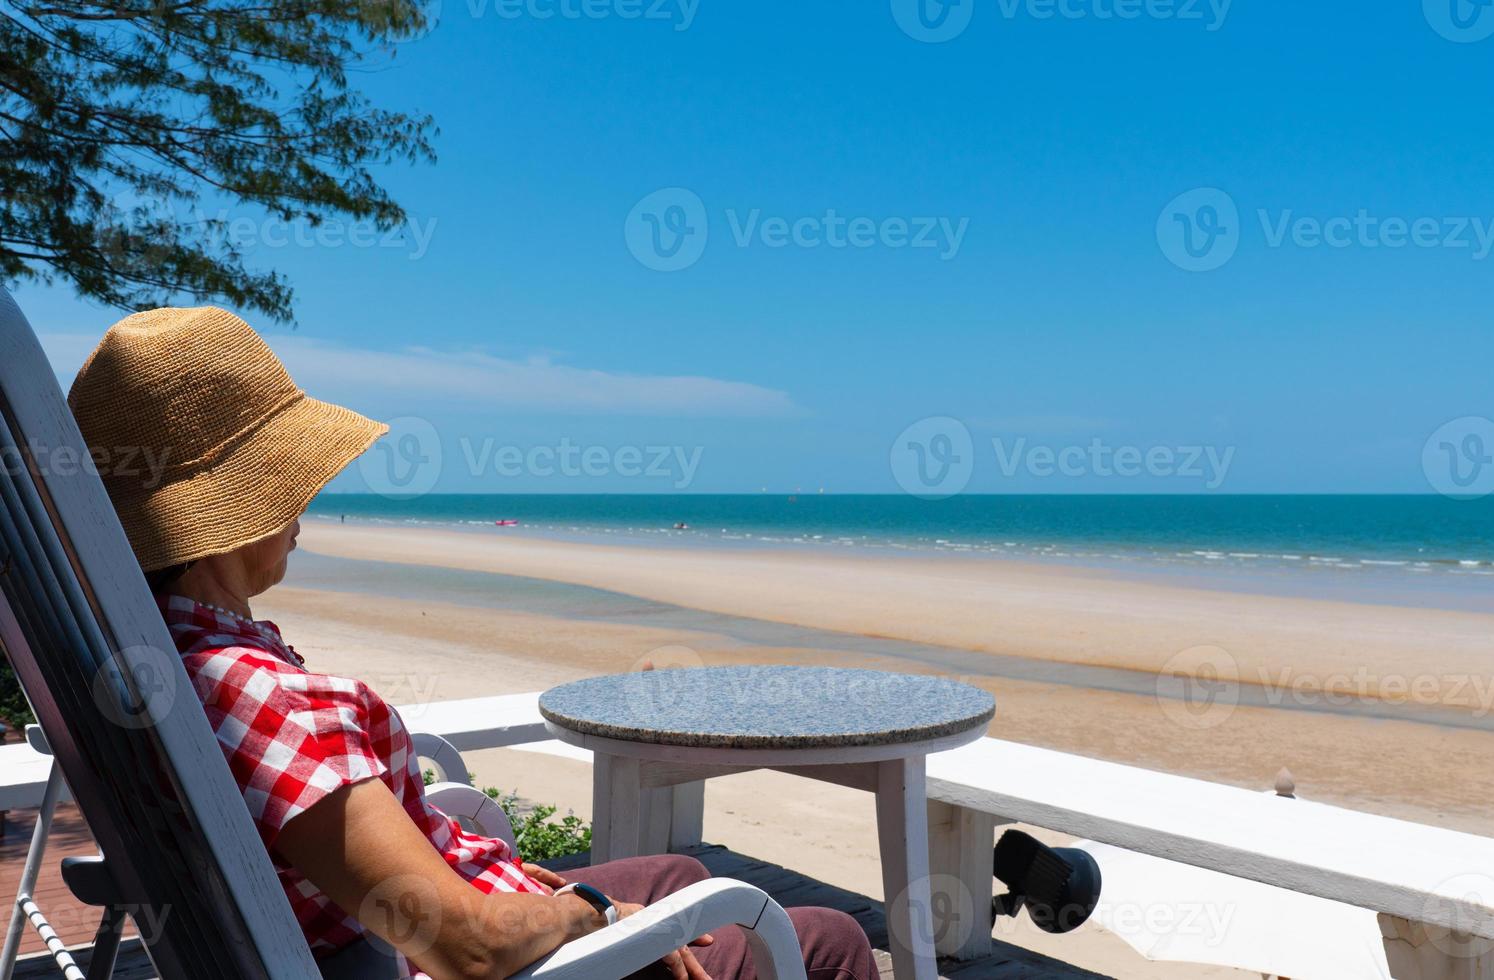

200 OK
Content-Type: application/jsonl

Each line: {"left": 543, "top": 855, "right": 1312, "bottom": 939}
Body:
{"left": 925, "top": 799, "right": 1002, "bottom": 961}
{"left": 1379, "top": 914, "right": 1494, "bottom": 980}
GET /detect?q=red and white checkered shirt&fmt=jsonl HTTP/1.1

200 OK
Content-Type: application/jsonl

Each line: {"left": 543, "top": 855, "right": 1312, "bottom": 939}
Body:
{"left": 160, "top": 595, "right": 547, "bottom": 970}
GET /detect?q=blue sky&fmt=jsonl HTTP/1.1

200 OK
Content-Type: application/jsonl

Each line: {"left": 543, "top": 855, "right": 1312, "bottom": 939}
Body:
{"left": 22, "top": 0, "right": 1494, "bottom": 494}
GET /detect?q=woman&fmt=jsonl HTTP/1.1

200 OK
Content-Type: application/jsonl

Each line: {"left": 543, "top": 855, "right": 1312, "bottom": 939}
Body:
{"left": 67, "top": 306, "right": 875, "bottom": 980}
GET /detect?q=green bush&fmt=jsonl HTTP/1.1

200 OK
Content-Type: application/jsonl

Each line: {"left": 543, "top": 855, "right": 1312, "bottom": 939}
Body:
{"left": 0, "top": 656, "right": 35, "bottom": 730}
{"left": 422, "top": 768, "right": 592, "bottom": 862}
{"left": 490, "top": 789, "right": 593, "bottom": 862}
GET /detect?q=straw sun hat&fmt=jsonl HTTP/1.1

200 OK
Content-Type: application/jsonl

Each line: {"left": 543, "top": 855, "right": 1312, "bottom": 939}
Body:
{"left": 67, "top": 307, "right": 387, "bottom": 572}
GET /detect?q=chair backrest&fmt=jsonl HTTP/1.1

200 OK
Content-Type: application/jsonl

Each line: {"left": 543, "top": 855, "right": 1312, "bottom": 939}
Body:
{"left": 0, "top": 287, "right": 321, "bottom": 978}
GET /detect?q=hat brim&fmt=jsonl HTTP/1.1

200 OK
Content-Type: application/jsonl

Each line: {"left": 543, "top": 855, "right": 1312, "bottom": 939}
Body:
{"left": 111, "top": 396, "right": 387, "bottom": 572}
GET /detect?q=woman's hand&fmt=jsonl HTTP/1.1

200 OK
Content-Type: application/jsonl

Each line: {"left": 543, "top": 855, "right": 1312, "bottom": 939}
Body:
{"left": 520, "top": 863, "right": 567, "bottom": 894}
{"left": 613, "top": 901, "right": 715, "bottom": 980}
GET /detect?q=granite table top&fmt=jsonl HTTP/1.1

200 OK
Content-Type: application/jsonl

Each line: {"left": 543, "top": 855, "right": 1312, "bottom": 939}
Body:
{"left": 539, "top": 665, "right": 995, "bottom": 750}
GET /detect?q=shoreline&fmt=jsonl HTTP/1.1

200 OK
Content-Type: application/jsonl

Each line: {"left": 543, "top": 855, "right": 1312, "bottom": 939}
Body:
{"left": 296, "top": 521, "right": 1494, "bottom": 713}
{"left": 302, "top": 512, "right": 1494, "bottom": 614}
{"left": 301, "top": 495, "right": 1494, "bottom": 606}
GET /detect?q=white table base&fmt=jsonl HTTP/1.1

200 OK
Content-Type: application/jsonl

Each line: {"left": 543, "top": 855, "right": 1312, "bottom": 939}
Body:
{"left": 589, "top": 753, "right": 941, "bottom": 980}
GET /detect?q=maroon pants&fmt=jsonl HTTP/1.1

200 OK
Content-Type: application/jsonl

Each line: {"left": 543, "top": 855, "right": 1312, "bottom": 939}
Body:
{"left": 565, "top": 854, "right": 876, "bottom": 980}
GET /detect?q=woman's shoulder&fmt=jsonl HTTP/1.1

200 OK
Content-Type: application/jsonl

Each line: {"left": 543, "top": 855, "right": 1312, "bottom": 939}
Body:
{"left": 177, "top": 637, "right": 297, "bottom": 677}
{"left": 182, "top": 639, "right": 394, "bottom": 731}
{"left": 157, "top": 596, "right": 395, "bottom": 720}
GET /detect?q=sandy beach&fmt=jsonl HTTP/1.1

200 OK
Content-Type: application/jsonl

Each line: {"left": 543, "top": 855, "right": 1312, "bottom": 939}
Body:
{"left": 258, "top": 520, "right": 1494, "bottom": 978}
{"left": 297, "top": 522, "right": 1494, "bottom": 713}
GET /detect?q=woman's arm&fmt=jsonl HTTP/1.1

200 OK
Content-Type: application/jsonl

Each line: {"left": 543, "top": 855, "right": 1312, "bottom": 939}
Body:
{"left": 278, "top": 778, "right": 604, "bottom": 980}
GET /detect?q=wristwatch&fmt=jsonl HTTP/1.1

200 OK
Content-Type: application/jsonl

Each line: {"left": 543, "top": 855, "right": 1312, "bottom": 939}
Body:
{"left": 555, "top": 882, "right": 618, "bottom": 925}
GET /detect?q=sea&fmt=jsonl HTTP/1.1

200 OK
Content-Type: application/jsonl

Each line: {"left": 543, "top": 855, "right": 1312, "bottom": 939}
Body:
{"left": 306, "top": 494, "right": 1493, "bottom": 610}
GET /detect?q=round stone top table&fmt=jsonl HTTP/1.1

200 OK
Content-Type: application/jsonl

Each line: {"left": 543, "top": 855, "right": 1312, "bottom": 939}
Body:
{"left": 540, "top": 666, "right": 995, "bottom": 980}
{"left": 539, "top": 665, "right": 995, "bottom": 754}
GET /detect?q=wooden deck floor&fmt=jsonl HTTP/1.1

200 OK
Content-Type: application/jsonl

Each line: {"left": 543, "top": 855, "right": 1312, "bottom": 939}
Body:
{"left": 6, "top": 810, "right": 1107, "bottom": 979}
{"left": 0, "top": 803, "right": 138, "bottom": 957}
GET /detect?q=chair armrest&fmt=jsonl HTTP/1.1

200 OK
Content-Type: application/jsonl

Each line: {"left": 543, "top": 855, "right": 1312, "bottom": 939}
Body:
{"left": 425, "top": 781, "right": 517, "bottom": 851}
{"left": 509, "top": 878, "right": 807, "bottom": 980}
{"left": 25, "top": 723, "right": 50, "bottom": 755}
{"left": 411, "top": 731, "right": 470, "bottom": 786}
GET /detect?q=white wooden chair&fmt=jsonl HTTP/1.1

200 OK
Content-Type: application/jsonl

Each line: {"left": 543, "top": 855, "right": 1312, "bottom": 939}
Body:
{"left": 413, "top": 731, "right": 520, "bottom": 847}
{"left": 0, "top": 725, "right": 90, "bottom": 979}
{"left": 0, "top": 285, "right": 807, "bottom": 980}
